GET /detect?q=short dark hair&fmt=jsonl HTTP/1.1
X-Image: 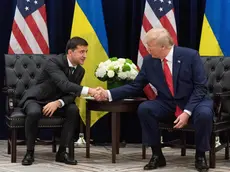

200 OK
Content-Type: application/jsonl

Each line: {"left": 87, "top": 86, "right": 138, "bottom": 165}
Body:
{"left": 65, "top": 36, "right": 88, "bottom": 53}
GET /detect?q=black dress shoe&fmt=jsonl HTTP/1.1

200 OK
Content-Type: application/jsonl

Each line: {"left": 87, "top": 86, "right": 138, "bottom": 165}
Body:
{"left": 22, "top": 151, "right": 34, "bottom": 166}
{"left": 195, "top": 156, "right": 209, "bottom": 172}
{"left": 144, "top": 155, "right": 166, "bottom": 170}
{"left": 55, "top": 151, "right": 77, "bottom": 165}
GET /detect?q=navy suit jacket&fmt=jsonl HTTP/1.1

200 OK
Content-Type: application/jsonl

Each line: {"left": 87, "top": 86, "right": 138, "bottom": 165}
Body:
{"left": 110, "top": 46, "right": 212, "bottom": 114}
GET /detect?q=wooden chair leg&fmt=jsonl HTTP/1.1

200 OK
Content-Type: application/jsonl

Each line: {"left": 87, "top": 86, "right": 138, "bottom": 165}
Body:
{"left": 11, "top": 129, "right": 17, "bottom": 163}
{"left": 181, "top": 132, "right": 186, "bottom": 156}
{"left": 209, "top": 134, "right": 216, "bottom": 168}
{"left": 52, "top": 130, "right": 57, "bottom": 153}
{"left": 225, "top": 132, "right": 229, "bottom": 160}
{"left": 142, "top": 145, "right": 146, "bottom": 159}
{"left": 8, "top": 139, "right": 11, "bottom": 154}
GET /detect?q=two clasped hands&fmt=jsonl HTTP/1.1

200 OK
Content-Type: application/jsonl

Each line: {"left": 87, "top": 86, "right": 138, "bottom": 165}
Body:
{"left": 88, "top": 87, "right": 109, "bottom": 101}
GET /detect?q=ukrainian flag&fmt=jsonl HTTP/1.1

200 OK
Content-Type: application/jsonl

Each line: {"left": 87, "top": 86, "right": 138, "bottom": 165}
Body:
{"left": 71, "top": 0, "right": 108, "bottom": 126}
{"left": 199, "top": 0, "right": 230, "bottom": 56}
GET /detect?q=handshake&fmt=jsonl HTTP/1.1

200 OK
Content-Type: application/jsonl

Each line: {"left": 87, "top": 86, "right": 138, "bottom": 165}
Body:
{"left": 88, "top": 87, "right": 109, "bottom": 101}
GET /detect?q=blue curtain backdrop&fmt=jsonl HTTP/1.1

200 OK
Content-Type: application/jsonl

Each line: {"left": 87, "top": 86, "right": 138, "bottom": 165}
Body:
{"left": 0, "top": 0, "right": 206, "bottom": 141}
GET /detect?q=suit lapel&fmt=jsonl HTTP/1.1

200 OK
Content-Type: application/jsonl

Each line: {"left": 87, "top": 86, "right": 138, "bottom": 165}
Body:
{"left": 172, "top": 46, "right": 182, "bottom": 94}
{"left": 62, "top": 55, "right": 70, "bottom": 76}
{"left": 155, "top": 59, "right": 172, "bottom": 96}
{"left": 72, "top": 65, "right": 81, "bottom": 81}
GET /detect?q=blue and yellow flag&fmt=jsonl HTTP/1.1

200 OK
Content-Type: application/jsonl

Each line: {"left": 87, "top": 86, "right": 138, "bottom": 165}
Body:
{"left": 199, "top": 0, "right": 230, "bottom": 56}
{"left": 71, "top": 0, "right": 108, "bottom": 126}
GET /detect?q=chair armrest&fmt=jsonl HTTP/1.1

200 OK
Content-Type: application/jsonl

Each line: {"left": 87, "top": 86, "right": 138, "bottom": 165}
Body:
{"left": 214, "top": 91, "right": 230, "bottom": 98}
{"left": 2, "top": 87, "right": 15, "bottom": 113}
{"left": 213, "top": 91, "right": 230, "bottom": 121}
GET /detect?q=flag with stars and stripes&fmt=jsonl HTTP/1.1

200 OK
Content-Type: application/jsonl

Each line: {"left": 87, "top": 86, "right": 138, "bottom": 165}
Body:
{"left": 8, "top": 0, "right": 49, "bottom": 54}
{"left": 138, "top": 0, "right": 177, "bottom": 99}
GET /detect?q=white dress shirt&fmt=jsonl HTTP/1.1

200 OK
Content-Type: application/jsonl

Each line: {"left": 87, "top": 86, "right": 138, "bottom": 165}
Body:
{"left": 107, "top": 46, "right": 192, "bottom": 116}
{"left": 58, "top": 58, "right": 89, "bottom": 108}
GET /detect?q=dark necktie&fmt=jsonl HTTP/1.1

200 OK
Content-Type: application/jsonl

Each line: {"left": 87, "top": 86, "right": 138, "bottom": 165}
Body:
{"left": 68, "top": 67, "right": 75, "bottom": 80}
{"left": 163, "top": 58, "right": 182, "bottom": 117}
{"left": 69, "top": 67, "right": 75, "bottom": 74}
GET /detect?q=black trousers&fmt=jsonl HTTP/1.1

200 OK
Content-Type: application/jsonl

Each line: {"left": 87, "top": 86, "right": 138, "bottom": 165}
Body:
{"left": 138, "top": 99, "right": 213, "bottom": 152}
{"left": 24, "top": 101, "right": 79, "bottom": 150}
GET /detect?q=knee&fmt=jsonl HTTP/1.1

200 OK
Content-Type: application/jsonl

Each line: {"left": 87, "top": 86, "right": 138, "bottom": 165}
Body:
{"left": 137, "top": 102, "right": 151, "bottom": 118}
{"left": 194, "top": 107, "right": 213, "bottom": 122}
{"left": 26, "top": 110, "right": 41, "bottom": 121}
{"left": 65, "top": 104, "right": 79, "bottom": 117}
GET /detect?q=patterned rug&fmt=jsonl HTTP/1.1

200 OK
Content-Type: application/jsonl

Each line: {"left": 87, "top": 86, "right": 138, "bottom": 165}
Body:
{"left": 0, "top": 141, "right": 229, "bottom": 172}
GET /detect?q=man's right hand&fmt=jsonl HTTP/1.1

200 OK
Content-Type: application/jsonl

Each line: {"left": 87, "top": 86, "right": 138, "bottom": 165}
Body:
{"left": 94, "top": 87, "right": 108, "bottom": 101}
{"left": 88, "top": 87, "right": 109, "bottom": 101}
{"left": 88, "top": 88, "right": 97, "bottom": 97}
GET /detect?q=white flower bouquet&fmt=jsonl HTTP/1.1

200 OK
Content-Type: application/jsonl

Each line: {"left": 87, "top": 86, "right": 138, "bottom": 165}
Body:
{"left": 95, "top": 57, "right": 139, "bottom": 83}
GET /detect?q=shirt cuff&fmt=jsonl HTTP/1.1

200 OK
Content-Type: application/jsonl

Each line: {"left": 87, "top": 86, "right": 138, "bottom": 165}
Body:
{"left": 81, "top": 86, "right": 89, "bottom": 96}
{"left": 107, "top": 90, "right": 112, "bottom": 102}
{"left": 184, "top": 109, "right": 192, "bottom": 116}
{"left": 58, "top": 99, "right": 65, "bottom": 108}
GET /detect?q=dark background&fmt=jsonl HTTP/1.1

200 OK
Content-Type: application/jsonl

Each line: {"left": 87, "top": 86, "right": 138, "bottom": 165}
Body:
{"left": 0, "top": 0, "right": 206, "bottom": 142}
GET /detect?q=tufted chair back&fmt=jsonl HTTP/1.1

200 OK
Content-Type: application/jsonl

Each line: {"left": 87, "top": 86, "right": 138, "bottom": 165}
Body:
{"left": 4, "top": 54, "right": 53, "bottom": 107}
{"left": 202, "top": 56, "right": 230, "bottom": 115}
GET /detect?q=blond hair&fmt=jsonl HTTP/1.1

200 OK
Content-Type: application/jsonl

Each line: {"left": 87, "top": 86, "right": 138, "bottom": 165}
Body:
{"left": 145, "top": 28, "right": 174, "bottom": 48}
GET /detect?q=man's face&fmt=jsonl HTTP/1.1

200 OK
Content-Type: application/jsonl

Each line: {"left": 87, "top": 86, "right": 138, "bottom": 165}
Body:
{"left": 146, "top": 40, "right": 164, "bottom": 59}
{"left": 69, "top": 45, "right": 88, "bottom": 65}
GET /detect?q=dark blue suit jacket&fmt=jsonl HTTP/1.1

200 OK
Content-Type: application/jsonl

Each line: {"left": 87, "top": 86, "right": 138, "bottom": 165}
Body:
{"left": 110, "top": 46, "right": 212, "bottom": 114}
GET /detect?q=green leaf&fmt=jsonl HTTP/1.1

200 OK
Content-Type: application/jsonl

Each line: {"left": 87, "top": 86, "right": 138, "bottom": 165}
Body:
{"left": 122, "top": 64, "right": 131, "bottom": 72}
{"left": 125, "top": 58, "right": 133, "bottom": 64}
{"left": 110, "top": 57, "right": 118, "bottom": 61}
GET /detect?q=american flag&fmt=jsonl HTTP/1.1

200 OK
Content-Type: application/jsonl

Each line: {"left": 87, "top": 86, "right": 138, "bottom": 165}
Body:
{"left": 138, "top": 0, "right": 177, "bottom": 99}
{"left": 8, "top": 0, "right": 49, "bottom": 54}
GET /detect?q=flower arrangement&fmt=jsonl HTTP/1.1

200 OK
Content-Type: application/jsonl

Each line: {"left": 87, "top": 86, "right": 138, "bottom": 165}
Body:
{"left": 95, "top": 57, "right": 139, "bottom": 83}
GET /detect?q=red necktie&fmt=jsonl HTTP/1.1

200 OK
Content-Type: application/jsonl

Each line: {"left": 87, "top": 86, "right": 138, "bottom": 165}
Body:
{"left": 163, "top": 58, "right": 182, "bottom": 117}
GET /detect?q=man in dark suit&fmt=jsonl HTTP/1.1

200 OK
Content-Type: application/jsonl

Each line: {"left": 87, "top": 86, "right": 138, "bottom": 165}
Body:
{"left": 19, "top": 37, "right": 97, "bottom": 166}
{"left": 95, "top": 28, "right": 213, "bottom": 172}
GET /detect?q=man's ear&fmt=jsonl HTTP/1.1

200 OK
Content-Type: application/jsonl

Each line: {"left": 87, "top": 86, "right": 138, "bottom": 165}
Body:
{"left": 67, "top": 49, "right": 72, "bottom": 55}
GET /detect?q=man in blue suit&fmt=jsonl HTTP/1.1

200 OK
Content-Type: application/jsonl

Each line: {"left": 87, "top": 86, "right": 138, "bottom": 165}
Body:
{"left": 94, "top": 28, "right": 213, "bottom": 171}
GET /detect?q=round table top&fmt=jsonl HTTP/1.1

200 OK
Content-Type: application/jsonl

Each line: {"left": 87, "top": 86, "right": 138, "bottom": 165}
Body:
{"left": 84, "top": 97, "right": 147, "bottom": 112}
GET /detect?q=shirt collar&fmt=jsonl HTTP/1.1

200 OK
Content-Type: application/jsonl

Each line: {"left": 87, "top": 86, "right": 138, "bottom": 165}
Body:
{"left": 67, "top": 57, "right": 77, "bottom": 69}
{"left": 163, "top": 45, "right": 174, "bottom": 62}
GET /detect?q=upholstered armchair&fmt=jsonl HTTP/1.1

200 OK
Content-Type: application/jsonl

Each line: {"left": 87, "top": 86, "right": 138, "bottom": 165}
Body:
{"left": 3, "top": 54, "right": 75, "bottom": 163}
{"left": 142, "top": 56, "right": 230, "bottom": 168}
